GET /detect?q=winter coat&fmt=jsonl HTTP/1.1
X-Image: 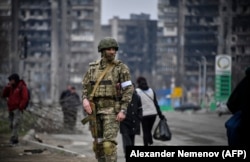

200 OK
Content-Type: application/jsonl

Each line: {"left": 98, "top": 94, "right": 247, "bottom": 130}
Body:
{"left": 68, "top": 93, "right": 81, "bottom": 108}
{"left": 59, "top": 90, "right": 71, "bottom": 108}
{"left": 60, "top": 90, "right": 81, "bottom": 111}
{"left": 120, "top": 91, "right": 142, "bottom": 135}
{"left": 227, "top": 71, "right": 250, "bottom": 114}
{"left": 226, "top": 68, "right": 250, "bottom": 145}
{"left": 2, "top": 80, "right": 29, "bottom": 111}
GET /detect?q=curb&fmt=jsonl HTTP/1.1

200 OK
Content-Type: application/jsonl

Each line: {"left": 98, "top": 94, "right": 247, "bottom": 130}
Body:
{"left": 22, "top": 129, "right": 86, "bottom": 157}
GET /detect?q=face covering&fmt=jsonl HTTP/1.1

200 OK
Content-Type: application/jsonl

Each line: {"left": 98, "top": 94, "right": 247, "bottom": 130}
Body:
{"left": 103, "top": 49, "right": 116, "bottom": 62}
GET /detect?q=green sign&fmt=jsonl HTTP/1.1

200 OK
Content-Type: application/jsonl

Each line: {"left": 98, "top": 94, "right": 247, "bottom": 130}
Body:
{"left": 215, "top": 55, "right": 232, "bottom": 103}
{"left": 215, "top": 75, "right": 231, "bottom": 101}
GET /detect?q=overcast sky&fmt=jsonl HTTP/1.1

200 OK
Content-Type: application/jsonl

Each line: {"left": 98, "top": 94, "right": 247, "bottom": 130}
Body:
{"left": 101, "top": 0, "right": 158, "bottom": 25}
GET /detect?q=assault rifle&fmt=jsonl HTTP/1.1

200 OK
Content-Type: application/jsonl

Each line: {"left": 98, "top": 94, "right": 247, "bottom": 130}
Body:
{"left": 81, "top": 102, "right": 96, "bottom": 125}
{"left": 81, "top": 101, "right": 101, "bottom": 158}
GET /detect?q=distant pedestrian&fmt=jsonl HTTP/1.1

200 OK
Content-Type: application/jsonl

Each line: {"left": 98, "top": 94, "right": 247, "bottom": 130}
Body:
{"left": 1, "top": 73, "right": 29, "bottom": 145}
{"left": 59, "top": 85, "right": 72, "bottom": 131}
{"left": 120, "top": 83, "right": 142, "bottom": 156}
{"left": 136, "top": 76, "right": 165, "bottom": 146}
{"left": 226, "top": 66, "right": 250, "bottom": 146}
{"left": 67, "top": 86, "right": 81, "bottom": 131}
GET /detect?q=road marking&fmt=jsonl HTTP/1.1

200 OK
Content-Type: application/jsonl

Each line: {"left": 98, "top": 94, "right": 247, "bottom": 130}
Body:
{"left": 72, "top": 141, "right": 88, "bottom": 146}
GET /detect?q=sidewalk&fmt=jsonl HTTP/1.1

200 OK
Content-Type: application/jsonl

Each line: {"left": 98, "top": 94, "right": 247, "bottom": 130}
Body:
{"left": 0, "top": 133, "right": 96, "bottom": 162}
{"left": 0, "top": 107, "right": 98, "bottom": 162}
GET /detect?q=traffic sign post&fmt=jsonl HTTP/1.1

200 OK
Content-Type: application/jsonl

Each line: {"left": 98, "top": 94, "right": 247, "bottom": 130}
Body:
{"left": 215, "top": 55, "right": 232, "bottom": 105}
{"left": 171, "top": 87, "right": 183, "bottom": 98}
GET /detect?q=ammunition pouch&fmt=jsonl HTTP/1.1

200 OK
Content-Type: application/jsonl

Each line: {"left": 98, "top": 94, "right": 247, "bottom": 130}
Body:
{"left": 94, "top": 98, "right": 121, "bottom": 113}
{"left": 89, "top": 80, "right": 114, "bottom": 97}
{"left": 94, "top": 98, "right": 116, "bottom": 108}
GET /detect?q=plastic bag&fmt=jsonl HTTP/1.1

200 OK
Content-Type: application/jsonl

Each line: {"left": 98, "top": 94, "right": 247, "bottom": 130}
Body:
{"left": 153, "top": 118, "right": 172, "bottom": 141}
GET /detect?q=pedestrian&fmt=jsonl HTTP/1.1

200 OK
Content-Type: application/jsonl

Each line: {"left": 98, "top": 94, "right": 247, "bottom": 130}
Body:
{"left": 81, "top": 37, "right": 133, "bottom": 162}
{"left": 1, "top": 73, "right": 29, "bottom": 145}
{"left": 226, "top": 66, "right": 250, "bottom": 146}
{"left": 120, "top": 83, "right": 142, "bottom": 156}
{"left": 59, "top": 85, "right": 72, "bottom": 131}
{"left": 135, "top": 76, "right": 165, "bottom": 146}
{"left": 67, "top": 86, "right": 81, "bottom": 131}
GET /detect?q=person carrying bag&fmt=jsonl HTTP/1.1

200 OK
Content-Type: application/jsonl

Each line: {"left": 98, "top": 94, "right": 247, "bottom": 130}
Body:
{"left": 136, "top": 76, "right": 166, "bottom": 146}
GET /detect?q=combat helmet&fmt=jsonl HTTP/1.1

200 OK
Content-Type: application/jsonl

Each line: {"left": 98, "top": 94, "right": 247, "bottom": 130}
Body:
{"left": 98, "top": 37, "right": 119, "bottom": 52}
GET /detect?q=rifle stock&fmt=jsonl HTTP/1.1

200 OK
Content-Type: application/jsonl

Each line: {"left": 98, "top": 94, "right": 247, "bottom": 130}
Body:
{"left": 81, "top": 115, "right": 90, "bottom": 125}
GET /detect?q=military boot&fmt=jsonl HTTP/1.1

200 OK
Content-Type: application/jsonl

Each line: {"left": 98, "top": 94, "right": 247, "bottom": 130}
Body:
{"left": 105, "top": 154, "right": 117, "bottom": 162}
{"left": 97, "top": 157, "right": 106, "bottom": 162}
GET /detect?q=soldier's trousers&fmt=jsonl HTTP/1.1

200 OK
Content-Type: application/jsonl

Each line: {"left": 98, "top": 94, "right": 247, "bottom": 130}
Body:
{"left": 91, "top": 114, "right": 119, "bottom": 162}
{"left": 9, "top": 109, "right": 22, "bottom": 143}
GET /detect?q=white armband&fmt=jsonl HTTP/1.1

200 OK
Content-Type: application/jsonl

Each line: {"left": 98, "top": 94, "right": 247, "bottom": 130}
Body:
{"left": 121, "top": 80, "right": 132, "bottom": 89}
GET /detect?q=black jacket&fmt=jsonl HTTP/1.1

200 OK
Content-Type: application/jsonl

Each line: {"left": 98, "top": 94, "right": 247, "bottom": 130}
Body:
{"left": 226, "top": 67, "right": 250, "bottom": 145}
{"left": 120, "top": 91, "right": 142, "bottom": 135}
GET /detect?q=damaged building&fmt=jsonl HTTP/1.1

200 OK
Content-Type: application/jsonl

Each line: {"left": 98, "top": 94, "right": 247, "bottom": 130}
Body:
{"left": 168, "top": 0, "right": 250, "bottom": 104}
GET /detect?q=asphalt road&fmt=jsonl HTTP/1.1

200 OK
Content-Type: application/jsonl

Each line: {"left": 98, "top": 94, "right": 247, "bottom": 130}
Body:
{"left": 30, "top": 110, "right": 230, "bottom": 162}
{"left": 161, "top": 110, "right": 229, "bottom": 146}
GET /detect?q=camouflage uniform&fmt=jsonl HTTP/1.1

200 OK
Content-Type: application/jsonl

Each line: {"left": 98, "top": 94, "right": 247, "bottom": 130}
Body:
{"left": 82, "top": 37, "right": 133, "bottom": 162}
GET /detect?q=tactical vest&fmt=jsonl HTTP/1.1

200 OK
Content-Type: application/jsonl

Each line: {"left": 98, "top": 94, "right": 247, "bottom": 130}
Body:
{"left": 88, "top": 60, "right": 122, "bottom": 99}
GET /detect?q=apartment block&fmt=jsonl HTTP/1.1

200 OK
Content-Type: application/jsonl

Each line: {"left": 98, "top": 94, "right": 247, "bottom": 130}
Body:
{"left": 108, "top": 14, "right": 157, "bottom": 84}
{"left": 16, "top": 0, "right": 100, "bottom": 103}
{"left": 18, "top": 0, "right": 57, "bottom": 102}
{"left": 68, "top": 0, "right": 101, "bottom": 89}
{"left": 156, "top": 0, "right": 179, "bottom": 89}
{"left": 155, "top": 0, "right": 249, "bottom": 104}
{"left": 230, "top": 0, "right": 250, "bottom": 87}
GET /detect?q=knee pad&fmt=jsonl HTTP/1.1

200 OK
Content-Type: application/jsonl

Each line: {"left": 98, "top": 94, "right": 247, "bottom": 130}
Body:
{"left": 103, "top": 141, "right": 116, "bottom": 155}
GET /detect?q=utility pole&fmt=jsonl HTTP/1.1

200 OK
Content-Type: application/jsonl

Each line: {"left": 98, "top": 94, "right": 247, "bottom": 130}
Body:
{"left": 195, "top": 61, "right": 202, "bottom": 105}
{"left": 51, "top": 0, "right": 59, "bottom": 103}
{"left": 201, "top": 56, "right": 207, "bottom": 109}
{"left": 59, "top": 0, "right": 69, "bottom": 95}
{"left": 177, "top": 0, "right": 185, "bottom": 103}
{"left": 11, "top": 0, "right": 19, "bottom": 73}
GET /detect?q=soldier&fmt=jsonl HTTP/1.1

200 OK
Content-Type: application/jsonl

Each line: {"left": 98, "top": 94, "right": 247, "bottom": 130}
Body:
{"left": 81, "top": 37, "right": 133, "bottom": 162}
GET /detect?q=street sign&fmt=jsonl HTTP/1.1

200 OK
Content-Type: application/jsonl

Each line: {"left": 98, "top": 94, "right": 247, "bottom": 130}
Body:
{"left": 171, "top": 87, "right": 183, "bottom": 98}
{"left": 215, "top": 55, "right": 231, "bottom": 102}
{"left": 215, "top": 55, "right": 231, "bottom": 75}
